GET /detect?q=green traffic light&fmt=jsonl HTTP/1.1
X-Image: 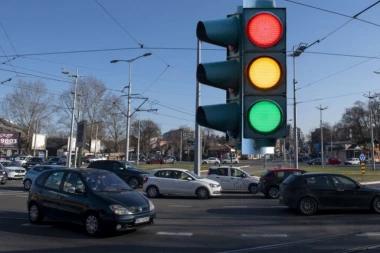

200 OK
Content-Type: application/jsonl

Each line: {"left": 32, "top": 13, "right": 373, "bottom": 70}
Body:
{"left": 248, "top": 100, "right": 282, "bottom": 134}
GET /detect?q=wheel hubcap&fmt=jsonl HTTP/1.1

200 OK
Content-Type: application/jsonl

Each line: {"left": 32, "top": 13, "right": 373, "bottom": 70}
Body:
{"left": 129, "top": 179, "right": 138, "bottom": 189}
{"left": 270, "top": 188, "right": 278, "bottom": 198}
{"left": 199, "top": 189, "right": 207, "bottom": 198}
{"left": 250, "top": 185, "right": 257, "bottom": 193}
{"left": 374, "top": 198, "right": 380, "bottom": 212}
{"left": 86, "top": 215, "right": 98, "bottom": 234}
{"left": 30, "top": 205, "right": 38, "bottom": 221}
{"left": 148, "top": 187, "right": 157, "bottom": 197}
{"left": 25, "top": 181, "right": 31, "bottom": 190}
{"left": 301, "top": 199, "right": 315, "bottom": 214}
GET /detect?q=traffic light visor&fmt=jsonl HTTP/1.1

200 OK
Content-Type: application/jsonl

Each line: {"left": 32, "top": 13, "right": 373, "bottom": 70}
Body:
{"left": 246, "top": 12, "right": 283, "bottom": 48}
{"left": 247, "top": 100, "right": 282, "bottom": 134}
{"left": 247, "top": 56, "right": 282, "bottom": 90}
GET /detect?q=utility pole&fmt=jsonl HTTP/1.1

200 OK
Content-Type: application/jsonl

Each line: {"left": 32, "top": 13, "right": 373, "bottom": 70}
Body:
{"left": 180, "top": 130, "right": 183, "bottom": 162}
{"left": 33, "top": 120, "right": 38, "bottom": 157}
{"left": 194, "top": 39, "right": 201, "bottom": 176}
{"left": 364, "top": 92, "right": 378, "bottom": 171}
{"left": 74, "top": 93, "right": 82, "bottom": 167}
{"left": 135, "top": 108, "right": 157, "bottom": 165}
{"left": 316, "top": 105, "right": 328, "bottom": 167}
{"left": 62, "top": 68, "right": 83, "bottom": 168}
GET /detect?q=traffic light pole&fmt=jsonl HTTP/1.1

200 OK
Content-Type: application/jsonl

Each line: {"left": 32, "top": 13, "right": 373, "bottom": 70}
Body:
{"left": 194, "top": 39, "right": 201, "bottom": 176}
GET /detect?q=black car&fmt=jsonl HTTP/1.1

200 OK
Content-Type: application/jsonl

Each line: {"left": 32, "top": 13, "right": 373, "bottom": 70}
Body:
{"left": 87, "top": 160, "right": 149, "bottom": 189}
{"left": 27, "top": 168, "right": 156, "bottom": 236}
{"left": 279, "top": 172, "right": 380, "bottom": 215}
{"left": 44, "top": 157, "right": 66, "bottom": 166}
{"left": 258, "top": 168, "right": 307, "bottom": 199}
{"left": 24, "top": 157, "right": 45, "bottom": 170}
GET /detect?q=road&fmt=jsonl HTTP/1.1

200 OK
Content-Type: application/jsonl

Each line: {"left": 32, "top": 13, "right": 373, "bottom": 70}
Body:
{"left": 1, "top": 180, "right": 380, "bottom": 253}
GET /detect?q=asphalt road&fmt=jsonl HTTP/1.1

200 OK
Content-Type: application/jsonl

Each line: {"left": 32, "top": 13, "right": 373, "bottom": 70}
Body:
{"left": 1, "top": 180, "right": 380, "bottom": 253}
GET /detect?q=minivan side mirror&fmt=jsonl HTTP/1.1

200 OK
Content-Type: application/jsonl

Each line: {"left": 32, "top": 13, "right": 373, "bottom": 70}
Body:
{"left": 186, "top": 177, "right": 193, "bottom": 181}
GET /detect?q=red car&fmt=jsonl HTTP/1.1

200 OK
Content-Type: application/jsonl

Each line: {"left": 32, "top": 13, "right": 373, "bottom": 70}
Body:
{"left": 146, "top": 156, "right": 166, "bottom": 164}
{"left": 328, "top": 158, "right": 342, "bottom": 165}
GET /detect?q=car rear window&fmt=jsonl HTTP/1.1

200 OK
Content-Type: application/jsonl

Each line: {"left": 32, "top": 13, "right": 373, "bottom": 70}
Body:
{"left": 261, "top": 171, "right": 272, "bottom": 177}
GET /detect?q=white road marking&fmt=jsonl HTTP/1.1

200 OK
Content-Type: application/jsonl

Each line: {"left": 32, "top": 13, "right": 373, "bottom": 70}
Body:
{"left": 241, "top": 234, "right": 288, "bottom": 238}
{"left": 16, "top": 195, "right": 28, "bottom": 198}
{"left": 223, "top": 206, "right": 248, "bottom": 208}
{"left": 356, "top": 232, "right": 380, "bottom": 237}
{"left": 168, "top": 205, "right": 192, "bottom": 208}
{"left": 156, "top": 232, "right": 193, "bottom": 236}
{"left": 21, "top": 223, "right": 52, "bottom": 228}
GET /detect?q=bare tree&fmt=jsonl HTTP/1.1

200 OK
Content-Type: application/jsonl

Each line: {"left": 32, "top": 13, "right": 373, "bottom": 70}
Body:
{"left": 0, "top": 79, "right": 56, "bottom": 152}
{"left": 56, "top": 75, "right": 111, "bottom": 140}
{"left": 103, "top": 95, "right": 127, "bottom": 152}
{"left": 131, "top": 119, "right": 161, "bottom": 156}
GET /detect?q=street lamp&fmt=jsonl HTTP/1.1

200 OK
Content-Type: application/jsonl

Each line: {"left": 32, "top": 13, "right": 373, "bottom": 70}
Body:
{"left": 290, "top": 43, "right": 307, "bottom": 169}
{"left": 110, "top": 53, "right": 152, "bottom": 161}
{"left": 364, "top": 89, "right": 378, "bottom": 171}
{"left": 316, "top": 105, "right": 328, "bottom": 168}
{"left": 62, "top": 68, "right": 84, "bottom": 167}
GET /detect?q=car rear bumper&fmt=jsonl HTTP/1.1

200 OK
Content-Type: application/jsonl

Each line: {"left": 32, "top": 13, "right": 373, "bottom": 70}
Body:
{"left": 100, "top": 211, "right": 156, "bottom": 231}
{"left": 279, "top": 194, "right": 297, "bottom": 208}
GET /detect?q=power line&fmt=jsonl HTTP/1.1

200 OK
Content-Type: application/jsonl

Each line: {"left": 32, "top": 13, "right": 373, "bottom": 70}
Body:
{"left": 0, "top": 21, "right": 18, "bottom": 56}
{"left": 284, "top": 0, "right": 380, "bottom": 28}
{"left": 141, "top": 65, "right": 170, "bottom": 95}
{"left": 298, "top": 88, "right": 380, "bottom": 104}
{"left": 94, "top": 0, "right": 170, "bottom": 67}
{"left": 153, "top": 112, "right": 194, "bottom": 122}
{"left": 297, "top": 53, "right": 380, "bottom": 91}
{"left": 150, "top": 100, "right": 194, "bottom": 116}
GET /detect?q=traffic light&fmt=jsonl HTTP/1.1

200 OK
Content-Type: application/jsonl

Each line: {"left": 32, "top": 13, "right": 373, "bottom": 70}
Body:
{"left": 196, "top": 14, "right": 242, "bottom": 138}
{"left": 242, "top": 8, "right": 287, "bottom": 140}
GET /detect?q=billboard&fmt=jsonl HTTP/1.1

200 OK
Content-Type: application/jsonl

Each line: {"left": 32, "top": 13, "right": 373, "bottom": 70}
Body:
{"left": 31, "top": 134, "right": 47, "bottom": 150}
{"left": 76, "top": 120, "right": 87, "bottom": 148}
{"left": 90, "top": 139, "right": 102, "bottom": 153}
{"left": 67, "top": 137, "right": 76, "bottom": 151}
{"left": 0, "top": 132, "right": 21, "bottom": 149}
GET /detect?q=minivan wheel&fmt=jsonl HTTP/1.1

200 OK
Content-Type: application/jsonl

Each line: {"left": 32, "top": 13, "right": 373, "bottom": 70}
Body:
{"left": 29, "top": 203, "right": 44, "bottom": 224}
{"left": 196, "top": 187, "right": 209, "bottom": 199}
{"left": 249, "top": 184, "right": 258, "bottom": 194}
{"left": 85, "top": 213, "right": 101, "bottom": 236}
{"left": 371, "top": 196, "right": 380, "bottom": 214}
{"left": 298, "top": 197, "right": 317, "bottom": 215}
{"left": 267, "top": 186, "right": 279, "bottom": 199}
{"left": 128, "top": 177, "right": 139, "bottom": 189}
{"left": 24, "top": 179, "right": 32, "bottom": 191}
{"left": 146, "top": 186, "right": 159, "bottom": 198}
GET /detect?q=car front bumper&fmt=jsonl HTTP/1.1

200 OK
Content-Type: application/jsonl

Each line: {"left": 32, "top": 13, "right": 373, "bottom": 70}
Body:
{"left": 209, "top": 187, "right": 222, "bottom": 197}
{"left": 100, "top": 210, "right": 156, "bottom": 231}
{"left": 7, "top": 172, "right": 25, "bottom": 179}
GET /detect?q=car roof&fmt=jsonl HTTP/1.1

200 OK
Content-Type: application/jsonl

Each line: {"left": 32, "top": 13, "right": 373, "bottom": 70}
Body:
{"left": 267, "top": 168, "right": 306, "bottom": 172}
{"left": 37, "top": 165, "right": 67, "bottom": 168}
{"left": 44, "top": 168, "right": 112, "bottom": 174}
{"left": 209, "top": 166, "right": 240, "bottom": 169}
{"left": 151, "top": 168, "right": 189, "bottom": 172}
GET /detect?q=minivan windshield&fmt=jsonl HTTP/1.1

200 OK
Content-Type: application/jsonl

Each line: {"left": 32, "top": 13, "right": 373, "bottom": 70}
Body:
{"left": 84, "top": 172, "right": 132, "bottom": 192}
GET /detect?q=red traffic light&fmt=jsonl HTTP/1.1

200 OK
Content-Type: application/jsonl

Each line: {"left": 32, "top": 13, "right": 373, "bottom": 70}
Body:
{"left": 246, "top": 12, "right": 283, "bottom": 48}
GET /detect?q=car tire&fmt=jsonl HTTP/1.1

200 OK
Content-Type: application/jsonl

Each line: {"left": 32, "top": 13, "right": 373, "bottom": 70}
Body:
{"left": 128, "top": 177, "right": 139, "bottom": 189}
{"left": 248, "top": 183, "right": 258, "bottom": 194}
{"left": 202, "top": 162, "right": 207, "bottom": 165}
{"left": 267, "top": 186, "right": 279, "bottom": 199}
{"left": 146, "top": 186, "right": 160, "bottom": 198}
{"left": 297, "top": 197, "right": 317, "bottom": 215}
{"left": 196, "top": 187, "right": 209, "bottom": 199}
{"left": 223, "top": 161, "right": 227, "bottom": 164}
{"left": 85, "top": 213, "right": 101, "bottom": 236}
{"left": 28, "top": 202, "right": 44, "bottom": 224}
{"left": 336, "top": 162, "right": 341, "bottom": 165}
{"left": 24, "top": 179, "right": 32, "bottom": 191}
{"left": 371, "top": 196, "right": 380, "bottom": 213}
{"left": 234, "top": 161, "right": 238, "bottom": 164}
{"left": 214, "top": 162, "right": 219, "bottom": 165}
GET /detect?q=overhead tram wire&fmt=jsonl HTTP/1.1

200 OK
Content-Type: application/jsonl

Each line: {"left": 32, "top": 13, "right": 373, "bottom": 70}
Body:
{"left": 153, "top": 112, "right": 194, "bottom": 122}
{"left": 94, "top": 0, "right": 170, "bottom": 67}
{"left": 141, "top": 65, "right": 170, "bottom": 95}
{"left": 0, "top": 21, "right": 19, "bottom": 56}
{"left": 298, "top": 88, "right": 380, "bottom": 104}
{"left": 284, "top": 0, "right": 380, "bottom": 28}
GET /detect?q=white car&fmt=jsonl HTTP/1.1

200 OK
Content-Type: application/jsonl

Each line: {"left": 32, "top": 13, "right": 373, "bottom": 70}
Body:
{"left": 88, "top": 156, "right": 106, "bottom": 163}
{"left": 222, "top": 157, "right": 239, "bottom": 164}
{"left": 143, "top": 168, "right": 222, "bottom": 199}
{"left": 207, "top": 166, "right": 260, "bottom": 193}
{"left": 201, "top": 157, "right": 221, "bottom": 165}
{"left": 0, "top": 160, "right": 26, "bottom": 179}
{"left": 344, "top": 158, "right": 361, "bottom": 165}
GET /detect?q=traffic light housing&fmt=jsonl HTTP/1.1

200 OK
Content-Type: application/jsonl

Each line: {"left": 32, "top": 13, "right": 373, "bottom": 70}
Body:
{"left": 196, "top": 14, "right": 242, "bottom": 138}
{"left": 242, "top": 8, "right": 287, "bottom": 140}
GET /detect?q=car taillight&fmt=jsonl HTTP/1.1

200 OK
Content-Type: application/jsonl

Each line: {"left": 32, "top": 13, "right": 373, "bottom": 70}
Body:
{"left": 264, "top": 177, "right": 271, "bottom": 182}
{"left": 143, "top": 177, "right": 149, "bottom": 184}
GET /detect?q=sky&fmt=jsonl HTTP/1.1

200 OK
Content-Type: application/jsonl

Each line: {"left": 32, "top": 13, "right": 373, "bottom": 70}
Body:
{"left": 0, "top": 0, "right": 380, "bottom": 137}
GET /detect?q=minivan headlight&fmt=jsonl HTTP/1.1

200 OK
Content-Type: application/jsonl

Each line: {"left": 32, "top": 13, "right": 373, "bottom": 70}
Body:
{"left": 149, "top": 200, "right": 155, "bottom": 211}
{"left": 109, "top": 204, "right": 132, "bottom": 215}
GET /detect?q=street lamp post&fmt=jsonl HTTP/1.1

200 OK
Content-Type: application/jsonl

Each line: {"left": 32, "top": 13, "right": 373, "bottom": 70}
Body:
{"left": 62, "top": 68, "right": 83, "bottom": 167}
{"left": 364, "top": 90, "right": 378, "bottom": 171}
{"left": 110, "top": 53, "right": 152, "bottom": 161}
{"left": 316, "top": 105, "right": 328, "bottom": 168}
{"left": 135, "top": 108, "right": 157, "bottom": 165}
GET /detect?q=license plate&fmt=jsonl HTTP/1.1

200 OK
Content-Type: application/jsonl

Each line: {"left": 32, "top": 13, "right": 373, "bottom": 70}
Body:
{"left": 135, "top": 217, "right": 150, "bottom": 224}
